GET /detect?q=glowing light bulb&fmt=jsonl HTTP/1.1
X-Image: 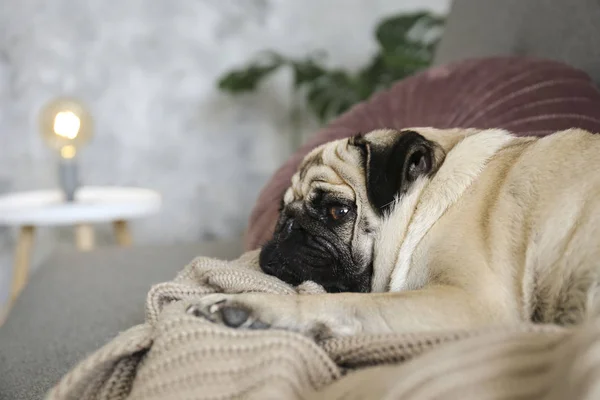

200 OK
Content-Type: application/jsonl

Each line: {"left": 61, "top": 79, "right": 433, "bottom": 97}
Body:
{"left": 39, "top": 97, "right": 93, "bottom": 159}
{"left": 53, "top": 111, "right": 81, "bottom": 140}
{"left": 39, "top": 97, "right": 94, "bottom": 202}
{"left": 60, "top": 145, "right": 77, "bottom": 159}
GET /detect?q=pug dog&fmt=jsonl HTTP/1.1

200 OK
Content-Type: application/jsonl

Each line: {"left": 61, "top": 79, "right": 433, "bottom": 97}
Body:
{"left": 196, "top": 127, "right": 600, "bottom": 339}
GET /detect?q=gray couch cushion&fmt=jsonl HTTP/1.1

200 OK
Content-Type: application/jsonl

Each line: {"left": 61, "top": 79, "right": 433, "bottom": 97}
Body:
{"left": 0, "top": 240, "right": 243, "bottom": 400}
{"left": 434, "top": 0, "right": 600, "bottom": 85}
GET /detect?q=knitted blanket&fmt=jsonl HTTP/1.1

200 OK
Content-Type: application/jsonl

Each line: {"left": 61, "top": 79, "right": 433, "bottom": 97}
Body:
{"left": 47, "top": 250, "right": 600, "bottom": 400}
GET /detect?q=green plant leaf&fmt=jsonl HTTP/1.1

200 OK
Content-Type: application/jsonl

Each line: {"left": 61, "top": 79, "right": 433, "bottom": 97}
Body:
{"left": 358, "top": 54, "right": 397, "bottom": 92}
{"left": 383, "top": 45, "right": 432, "bottom": 71}
{"left": 376, "top": 12, "right": 444, "bottom": 52}
{"left": 215, "top": 11, "right": 446, "bottom": 126}
{"left": 290, "top": 58, "right": 328, "bottom": 87}
{"left": 217, "top": 52, "right": 286, "bottom": 93}
{"left": 306, "top": 71, "right": 363, "bottom": 122}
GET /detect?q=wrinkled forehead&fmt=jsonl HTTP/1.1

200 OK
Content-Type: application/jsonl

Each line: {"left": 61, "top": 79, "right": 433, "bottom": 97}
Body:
{"left": 283, "top": 138, "right": 364, "bottom": 204}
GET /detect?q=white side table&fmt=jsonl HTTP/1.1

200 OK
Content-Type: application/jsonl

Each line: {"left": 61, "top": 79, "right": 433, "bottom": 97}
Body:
{"left": 0, "top": 186, "right": 161, "bottom": 303}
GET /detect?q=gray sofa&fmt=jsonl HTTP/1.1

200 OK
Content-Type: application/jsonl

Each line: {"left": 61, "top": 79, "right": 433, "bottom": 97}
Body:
{"left": 0, "top": 240, "right": 243, "bottom": 399}
{"left": 434, "top": 0, "right": 600, "bottom": 85}
{"left": 2, "top": 0, "right": 600, "bottom": 398}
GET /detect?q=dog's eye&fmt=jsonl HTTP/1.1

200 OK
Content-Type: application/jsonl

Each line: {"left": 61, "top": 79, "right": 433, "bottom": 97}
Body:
{"left": 329, "top": 205, "right": 350, "bottom": 221}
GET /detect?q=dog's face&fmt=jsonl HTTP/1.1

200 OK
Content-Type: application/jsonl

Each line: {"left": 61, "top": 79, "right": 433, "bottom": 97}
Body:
{"left": 259, "top": 128, "right": 448, "bottom": 292}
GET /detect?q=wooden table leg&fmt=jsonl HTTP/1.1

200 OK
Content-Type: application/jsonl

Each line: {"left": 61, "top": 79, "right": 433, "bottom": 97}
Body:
{"left": 113, "top": 220, "right": 132, "bottom": 247}
{"left": 75, "top": 224, "right": 95, "bottom": 251}
{"left": 10, "top": 225, "right": 36, "bottom": 303}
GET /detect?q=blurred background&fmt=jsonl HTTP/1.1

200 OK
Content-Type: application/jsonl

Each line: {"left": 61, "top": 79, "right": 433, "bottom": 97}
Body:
{"left": 0, "top": 0, "right": 450, "bottom": 306}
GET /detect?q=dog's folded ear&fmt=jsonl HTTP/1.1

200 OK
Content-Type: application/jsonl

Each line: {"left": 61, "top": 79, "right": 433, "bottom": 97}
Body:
{"left": 350, "top": 130, "right": 437, "bottom": 215}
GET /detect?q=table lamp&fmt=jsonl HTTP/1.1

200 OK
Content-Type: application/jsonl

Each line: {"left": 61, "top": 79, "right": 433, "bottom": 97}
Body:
{"left": 39, "top": 97, "right": 93, "bottom": 202}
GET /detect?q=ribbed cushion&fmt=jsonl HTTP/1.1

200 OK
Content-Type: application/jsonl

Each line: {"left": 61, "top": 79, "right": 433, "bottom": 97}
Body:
{"left": 245, "top": 57, "right": 600, "bottom": 250}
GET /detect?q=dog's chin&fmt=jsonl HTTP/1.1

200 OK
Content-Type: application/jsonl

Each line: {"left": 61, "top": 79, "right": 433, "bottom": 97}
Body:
{"left": 259, "top": 240, "right": 371, "bottom": 293}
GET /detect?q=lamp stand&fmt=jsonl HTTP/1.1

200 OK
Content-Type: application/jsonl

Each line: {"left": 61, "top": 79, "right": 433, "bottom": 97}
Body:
{"left": 58, "top": 158, "right": 79, "bottom": 202}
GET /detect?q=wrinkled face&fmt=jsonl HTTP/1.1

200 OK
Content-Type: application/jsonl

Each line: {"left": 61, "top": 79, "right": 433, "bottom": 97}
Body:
{"left": 259, "top": 129, "right": 442, "bottom": 292}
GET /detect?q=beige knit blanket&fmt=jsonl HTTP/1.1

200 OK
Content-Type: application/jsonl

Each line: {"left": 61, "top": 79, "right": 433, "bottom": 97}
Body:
{"left": 47, "top": 250, "right": 600, "bottom": 400}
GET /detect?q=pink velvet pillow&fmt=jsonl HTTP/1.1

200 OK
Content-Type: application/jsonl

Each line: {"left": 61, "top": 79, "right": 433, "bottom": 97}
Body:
{"left": 245, "top": 57, "right": 600, "bottom": 250}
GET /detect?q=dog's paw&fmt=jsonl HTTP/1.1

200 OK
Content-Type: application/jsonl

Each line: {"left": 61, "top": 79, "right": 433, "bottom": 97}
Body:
{"left": 186, "top": 293, "right": 362, "bottom": 339}
{"left": 186, "top": 293, "right": 273, "bottom": 330}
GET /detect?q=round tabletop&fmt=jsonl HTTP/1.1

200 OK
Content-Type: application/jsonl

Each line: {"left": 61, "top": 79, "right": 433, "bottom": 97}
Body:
{"left": 0, "top": 186, "right": 162, "bottom": 226}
